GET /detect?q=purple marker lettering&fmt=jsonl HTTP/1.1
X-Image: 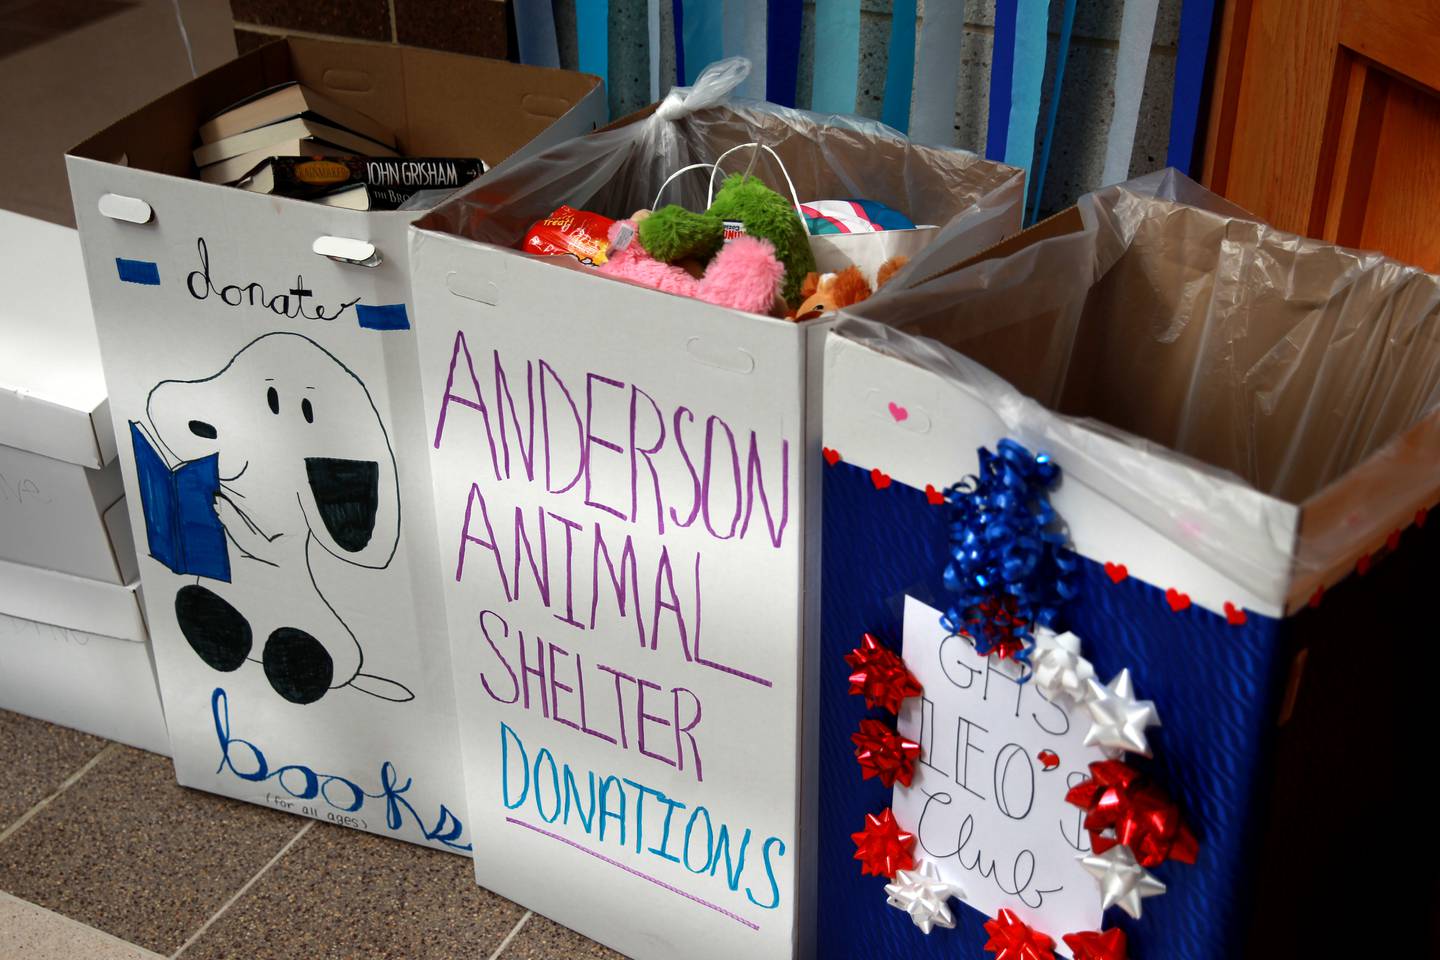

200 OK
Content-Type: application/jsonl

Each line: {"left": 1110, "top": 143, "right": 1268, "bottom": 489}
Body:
{"left": 548, "top": 641, "right": 579, "bottom": 731}
{"left": 591, "top": 524, "right": 644, "bottom": 647}
{"left": 692, "top": 550, "right": 773, "bottom": 687}
{"left": 628, "top": 385, "right": 667, "bottom": 535}
{"left": 635, "top": 678, "right": 676, "bottom": 768}
{"left": 540, "top": 359, "right": 586, "bottom": 495}
{"left": 673, "top": 685, "right": 704, "bottom": 782}
{"left": 701, "top": 415, "right": 742, "bottom": 539}
{"left": 477, "top": 609, "right": 519, "bottom": 704}
{"left": 456, "top": 483, "right": 513, "bottom": 600}
{"left": 740, "top": 430, "right": 790, "bottom": 548}
{"left": 433, "top": 330, "right": 501, "bottom": 481}
{"left": 493, "top": 350, "right": 538, "bottom": 482}
{"left": 548, "top": 510, "right": 586, "bottom": 629}
{"left": 583, "top": 373, "right": 628, "bottom": 520}
{"left": 596, "top": 662, "right": 635, "bottom": 748}
{"left": 517, "top": 629, "right": 549, "bottom": 718}
{"left": 575, "top": 651, "right": 617, "bottom": 745}
{"left": 511, "top": 505, "right": 551, "bottom": 607}
{"left": 669, "top": 406, "right": 702, "bottom": 528}
{"left": 649, "top": 544, "right": 693, "bottom": 660}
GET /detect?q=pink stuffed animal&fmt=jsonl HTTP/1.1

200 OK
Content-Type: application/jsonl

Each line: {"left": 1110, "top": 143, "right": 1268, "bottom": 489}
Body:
{"left": 598, "top": 219, "right": 784, "bottom": 316}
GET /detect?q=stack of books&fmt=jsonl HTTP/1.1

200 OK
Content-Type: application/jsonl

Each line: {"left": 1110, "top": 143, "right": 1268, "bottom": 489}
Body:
{"left": 196, "top": 81, "right": 486, "bottom": 209}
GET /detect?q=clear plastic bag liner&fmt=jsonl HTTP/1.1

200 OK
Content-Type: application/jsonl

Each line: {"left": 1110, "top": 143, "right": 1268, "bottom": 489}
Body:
{"left": 836, "top": 169, "right": 1440, "bottom": 594}
{"left": 414, "top": 58, "right": 1023, "bottom": 289}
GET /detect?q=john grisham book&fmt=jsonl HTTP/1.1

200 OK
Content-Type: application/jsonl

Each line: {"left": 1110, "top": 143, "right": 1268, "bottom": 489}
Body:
{"left": 238, "top": 156, "right": 488, "bottom": 210}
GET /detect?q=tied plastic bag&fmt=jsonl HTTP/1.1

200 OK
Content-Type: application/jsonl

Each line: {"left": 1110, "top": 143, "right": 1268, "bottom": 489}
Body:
{"left": 417, "top": 58, "right": 1023, "bottom": 294}
{"left": 838, "top": 169, "right": 1440, "bottom": 608}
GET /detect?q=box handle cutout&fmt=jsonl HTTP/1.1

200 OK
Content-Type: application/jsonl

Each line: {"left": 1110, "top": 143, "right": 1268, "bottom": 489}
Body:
{"left": 98, "top": 194, "right": 152, "bottom": 224}
{"left": 686, "top": 337, "right": 755, "bottom": 375}
{"left": 313, "top": 236, "right": 381, "bottom": 267}
{"left": 446, "top": 272, "right": 500, "bottom": 305}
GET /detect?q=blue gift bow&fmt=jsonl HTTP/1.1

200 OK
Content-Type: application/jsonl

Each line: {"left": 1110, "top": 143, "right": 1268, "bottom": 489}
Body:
{"left": 939, "top": 439, "right": 1079, "bottom": 662}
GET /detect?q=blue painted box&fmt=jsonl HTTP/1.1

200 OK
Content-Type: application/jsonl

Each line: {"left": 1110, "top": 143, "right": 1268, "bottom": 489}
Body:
{"left": 815, "top": 174, "right": 1437, "bottom": 958}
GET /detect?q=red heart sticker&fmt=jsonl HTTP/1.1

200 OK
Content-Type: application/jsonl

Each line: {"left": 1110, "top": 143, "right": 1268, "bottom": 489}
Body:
{"left": 925, "top": 484, "right": 944, "bottom": 506}
{"left": 1104, "top": 562, "right": 1129, "bottom": 584}
{"left": 1224, "top": 602, "right": 1247, "bottom": 626}
{"left": 1308, "top": 585, "right": 1324, "bottom": 608}
{"left": 870, "top": 468, "right": 892, "bottom": 490}
{"left": 822, "top": 446, "right": 841, "bottom": 466}
{"left": 887, "top": 401, "right": 909, "bottom": 422}
{"left": 1166, "top": 588, "right": 1191, "bottom": 613}
{"left": 1417, "top": 507, "right": 1429, "bottom": 528}
{"left": 1357, "top": 552, "right": 1373, "bottom": 576}
{"left": 1386, "top": 529, "right": 1401, "bottom": 552}
{"left": 1037, "top": 750, "right": 1060, "bottom": 771}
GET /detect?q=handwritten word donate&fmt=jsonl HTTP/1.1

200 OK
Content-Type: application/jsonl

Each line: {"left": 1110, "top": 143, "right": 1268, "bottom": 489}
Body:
{"left": 894, "top": 597, "right": 1103, "bottom": 937}
{"left": 432, "top": 331, "right": 793, "bottom": 784}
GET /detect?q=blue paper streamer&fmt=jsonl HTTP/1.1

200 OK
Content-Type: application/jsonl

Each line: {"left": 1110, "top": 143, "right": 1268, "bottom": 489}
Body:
{"left": 908, "top": 0, "right": 965, "bottom": 145}
{"left": 765, "top": 0, "right": 802, "bottom": 106}
{"left": 680, "top": 0, "right": 723, "bottom": 84}
{"left": 355, "top": 303, "right": 410, "bottom": 331}
{"left": 811, "top": 0, "right": 860, "bottom": 115}
{"left": 648, "top": 0, "right": 661, "bottom": 99}
{"left": 1004, "top": 0, "right": 1051, "bottom": 176}
{"left": 985, "top": 0, "right": 1019, "bottom": 161}
{"left": 1166, "top": 0, "right": 1218, "bottom": 174}
{"left": 881, "top": 0, "right": 917, "bottom": 133}
{"left": 1030, "top": 0, "right": 1077, "bottom": 222}
{"left": 515, "top": 0, "right": 561, "bottom": 68}
{"left": 116, "top": 258, "right": 159, "bottom": 285}
{"left": 576, "top": 0, "right": 609, "bottom": 91}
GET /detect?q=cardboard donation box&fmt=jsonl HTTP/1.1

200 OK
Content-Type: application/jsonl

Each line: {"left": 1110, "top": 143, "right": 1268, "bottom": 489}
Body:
{"left": 816, "top": 172, "right": 1438, "bottom": 958}
{"left": 65, "top": 37, "right": 605, "bottom": 850}
{"left": 0, "top": 209, "right": 164, "bottom": 753}
{"left": 407, "top": 63, "right": 1024, "bottom": 959}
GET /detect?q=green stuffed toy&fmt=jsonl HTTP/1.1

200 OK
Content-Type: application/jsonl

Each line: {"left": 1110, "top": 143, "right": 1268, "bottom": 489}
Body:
{"left": 639, "top": 173, "right": 816, "bottom": 307}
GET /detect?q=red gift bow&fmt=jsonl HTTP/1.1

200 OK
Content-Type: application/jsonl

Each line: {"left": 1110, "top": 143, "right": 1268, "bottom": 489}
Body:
{"left": 1066, "top": 760, "right": 1199, "bottom": 868}
{"left": 850, "top": 807, "right": 915, "bottom": 878}
{"left": 1063, "top": 928, "right": 1129, "bottom": 960}
{"left": 964, "top": 594, "right": 1029, "bottom": 661}
{"left": 851, "top": 718, "right": 922, "bottom": 788}
{"left": 983, "top": 909, "right": 1055, "bottom": 960}
{"left": 846, "top": 633, "right": 922, "bottom": 713}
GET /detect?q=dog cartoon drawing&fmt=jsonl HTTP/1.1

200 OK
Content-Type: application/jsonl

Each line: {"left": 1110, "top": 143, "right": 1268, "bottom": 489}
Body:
{"left": 136, "top": 331, "right": 411, "bottom": 705}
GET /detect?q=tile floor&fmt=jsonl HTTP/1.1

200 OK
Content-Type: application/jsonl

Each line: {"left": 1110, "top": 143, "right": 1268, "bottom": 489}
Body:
{"left": 0, "top": 709, "right": 624, "bottom": 959}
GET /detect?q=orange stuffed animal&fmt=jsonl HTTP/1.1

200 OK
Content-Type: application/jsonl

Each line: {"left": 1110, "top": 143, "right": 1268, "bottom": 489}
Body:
{"left": 788, "top": 256, "right": 908, "bottom": 321}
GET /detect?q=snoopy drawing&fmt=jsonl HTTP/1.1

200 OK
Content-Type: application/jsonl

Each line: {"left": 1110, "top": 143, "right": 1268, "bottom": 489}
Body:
{"left": 133, "top": 331, "right": 412, "bottom": 705}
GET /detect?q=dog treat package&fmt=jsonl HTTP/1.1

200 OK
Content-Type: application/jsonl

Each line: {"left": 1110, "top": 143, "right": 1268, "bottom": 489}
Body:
{"left": 407, "top": 58, "right": 1023, "bottom": 960}
{"left": 816, "top": 171, "right": 1438, "bottom": 958}
{"left": 64, "top": 37, "right": 606, "bottom": 852}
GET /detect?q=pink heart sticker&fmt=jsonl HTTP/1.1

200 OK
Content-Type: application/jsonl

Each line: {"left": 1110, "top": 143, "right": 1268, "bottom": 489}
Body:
{"left": 887, "top": 401, "right": 909, "bottom": 422}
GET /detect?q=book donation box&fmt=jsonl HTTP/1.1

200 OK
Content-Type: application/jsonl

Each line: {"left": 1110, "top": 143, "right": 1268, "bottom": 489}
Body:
{"left": 815, "top": 171, "right": 1438, "bottom": 958}
{"left": 407, "top": 63, "right": 1024, "bottom": 960}
{"left": 65, "top": 37, "right": 605, "bottom": 851}
{"left": 1, "top": 209, "right": 165, "bottom": 754}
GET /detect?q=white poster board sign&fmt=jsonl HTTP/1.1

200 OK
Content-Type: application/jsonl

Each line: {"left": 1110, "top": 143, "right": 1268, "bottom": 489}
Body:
{"left": 413, "top": 237, "right": 817, "bottom": 960}
{"left": 894, "top": 596, "right": 1104, "bottom": 945}
{"left": 66, "top": 178, "right": 469, "bottom": 851}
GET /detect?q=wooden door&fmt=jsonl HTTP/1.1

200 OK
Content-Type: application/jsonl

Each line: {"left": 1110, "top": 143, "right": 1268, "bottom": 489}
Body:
{"left": 1204, "top": 0, "right": 1440, "bottom": 271}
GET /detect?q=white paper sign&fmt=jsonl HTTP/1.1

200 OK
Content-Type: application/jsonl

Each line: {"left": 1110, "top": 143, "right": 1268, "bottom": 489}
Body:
{"left": 894, "top": 596, "right": 1104, "bottom": 944}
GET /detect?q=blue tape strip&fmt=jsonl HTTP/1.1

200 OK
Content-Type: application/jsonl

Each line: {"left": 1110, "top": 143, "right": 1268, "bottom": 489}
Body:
{"left": 515, "top": 0, "right": 561, "bottom": 67}
{"left": 986, "top": 0, "right": 1019, "bottom": 161}
{"left": 1166, "top": 0, "right": 1217, "bottom": 174}
{"left": 116, "top": 258, "right": 159, "bottom": 285}
{"left": 672, "top": 0, "right": 685, "bottom": 85}
{"left": 680, "top": 0, "right": 723, "bottom": 84}
{"left": 576, "top": 0, "right": 609, "bottom": 91}
{"left": 1030, "top": 0, "right": 1077, "bottom": 221}
{"left": 1004, "top": 0, "right": 1051, "bottom": 175}
{"left": 881, "top": 0, "right": 917, "bottom": 133}
{"left": 355, "top": 303, "right": 410, "bottom": 331}
{"left": 765, "top": 0, "right": 802, "bottom": 106}
{"left": 811, "top": 0, "right": 861, "bottom": 114}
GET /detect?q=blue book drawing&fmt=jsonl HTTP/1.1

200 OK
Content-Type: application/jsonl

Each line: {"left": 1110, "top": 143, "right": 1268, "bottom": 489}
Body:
{"left": 130, "top": 422, "right": 231, "bottom": 582}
